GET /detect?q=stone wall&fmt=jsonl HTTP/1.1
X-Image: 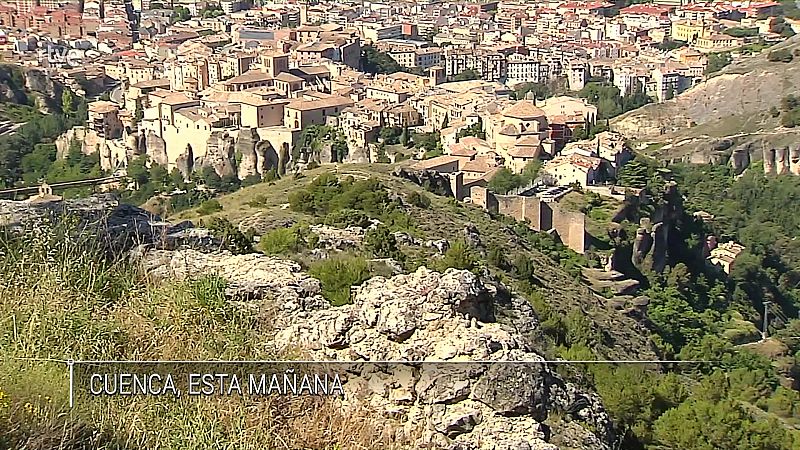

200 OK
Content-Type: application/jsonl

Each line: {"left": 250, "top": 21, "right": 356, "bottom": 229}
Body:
{"left": 470, "top": 186, "right": 586, "bottom": 254}
{"left": 550, "top": 203, "right": 586, "bottom": 255}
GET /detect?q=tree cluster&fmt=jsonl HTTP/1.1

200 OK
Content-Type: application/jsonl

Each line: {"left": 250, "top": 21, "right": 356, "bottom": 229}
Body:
{"left": 452, "top": 69, "right": 480, "bottom": 82}
{"left": 288, "top": 173, "right": 413, "bottom": 232}
{"left": 0, "top": 87, "right": 88, "bottom": 189}
{"left": 778, "top": 94, "right": 800, "bottom": 127}
{"left": 486, "top": 161, "right": 541, "bottom": 194}
{"left": 360, "top": 46, "right": 402, "bottom": 74}
{"left": 577, "top": 82, "right": 651, "bottom": 120}
{"left": 705, "top": 52, "right": 733, "bottom": 75}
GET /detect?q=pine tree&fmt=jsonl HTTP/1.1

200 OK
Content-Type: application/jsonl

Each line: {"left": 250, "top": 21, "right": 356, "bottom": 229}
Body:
{"left": 61, "top": 89, "right": 73, "bottom": 118}
{"left": 399, "top": 126, "right": 409, "bottom": 147}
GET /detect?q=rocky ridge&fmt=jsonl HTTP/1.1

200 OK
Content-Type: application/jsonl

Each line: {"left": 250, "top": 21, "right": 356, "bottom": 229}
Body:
{"left": 0, "top": 194, "right": 618, "bottom": 449}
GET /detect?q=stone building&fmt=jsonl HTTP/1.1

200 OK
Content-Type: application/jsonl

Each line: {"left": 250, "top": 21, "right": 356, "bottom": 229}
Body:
{"left": 708, "top": 241, "right": 745, "bottom": 274}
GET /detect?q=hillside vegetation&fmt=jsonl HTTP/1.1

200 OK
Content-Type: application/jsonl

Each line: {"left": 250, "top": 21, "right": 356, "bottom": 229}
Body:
{"left": 2, "top": 163, "right": 799, "bottom": 448}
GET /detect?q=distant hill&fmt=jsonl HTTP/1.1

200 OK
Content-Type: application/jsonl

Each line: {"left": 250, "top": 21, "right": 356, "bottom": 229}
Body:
{"left": 612, "top": 36, "right": 800, "bottom": 161}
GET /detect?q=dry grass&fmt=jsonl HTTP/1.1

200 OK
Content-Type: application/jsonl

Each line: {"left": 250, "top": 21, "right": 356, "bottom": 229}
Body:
{"left": 0, "top": 219, "right": 408, "bottom": 449}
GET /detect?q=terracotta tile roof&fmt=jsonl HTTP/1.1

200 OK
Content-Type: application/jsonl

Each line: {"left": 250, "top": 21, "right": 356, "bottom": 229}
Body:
{"left": 501, "top": 100, "right": 546, "bottom": 119}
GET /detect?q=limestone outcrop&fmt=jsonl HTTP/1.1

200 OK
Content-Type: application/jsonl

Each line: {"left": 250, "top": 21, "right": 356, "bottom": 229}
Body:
{"left": 763, "top": 143, "right": 800, "bottom": 176}
{"left": 274, "top": 267, "right": 614, "bottom": 449}
{"left": 145, "top": 131, "right": 169, "bottom": 167}
{"left": 629, "top": 182, "right": 683, "bottom": 273}
{"left": 199, "top": 131, "right": 237, "bottom": 178}
{"left": 137, "top": 247, "right": 328, "bottom": 315}
{"left": 235, "top": 127, "right": 261, "bottom": 179}
{"left": 393, "top": 167, "right": 454, "bottom": 197}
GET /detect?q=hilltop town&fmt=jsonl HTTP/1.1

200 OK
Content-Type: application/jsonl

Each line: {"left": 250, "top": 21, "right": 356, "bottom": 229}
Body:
{"left": 0, "top": 0, "right": 796, "bottom": 251}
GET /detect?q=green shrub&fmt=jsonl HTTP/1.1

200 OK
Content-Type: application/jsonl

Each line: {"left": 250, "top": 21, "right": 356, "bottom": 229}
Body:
{"left": 364, "top": 225, "right": 402, "bottom": 259}
{"left": 197, "top": 199, "right": 223, "bottom": 215}
{"left": 407, "top": 191, "right": 431, "bottom": 209}
{"left": 309, "top": 255, "right": 370, "bottom": 306}
{"left": 259, "top": 228, "right": 299, "bottom": 255}
{"left": 241, "top": 174, "right": 262, "bottom": 187}
{"left": 204, "top": 217, "right": 253, "bottom": 254}
{"left": 511, "top": 254, "right": 535, "bottom": 280}
{"left": 433, "top": 239, "right": 477, "bottom": 272}
{"left": 259, "top": 224, "right": 317, "bottom": 255}
{"left": 487, "top": 244, "right": 508, "bottom": 270}
{"left": 246, "top": 194, "right": 269, "bottom": 208}
{"left": 190, "top": 275, "right": 228, "bottom": 312}
{"left": 324, "top": 208, "right": 371, "bottom": 228}
{"left": 565, "top": 309, "right": 603, "bottom": 347}
{"left": 767, "top": 49, "right": 793, "bottom": 62}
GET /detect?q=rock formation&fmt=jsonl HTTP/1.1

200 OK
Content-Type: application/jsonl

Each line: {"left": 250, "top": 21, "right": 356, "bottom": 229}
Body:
{"left": 138, "top": 247, "right": 328, "bottom": 312}
{"left": 273, "top": 267, "right": 614, "bottom": 449}
{"left": 175, "top": 144, "right": 194, "bottom": 177}
{"left": 792, "top": 146, "right": 800, "bottom": 175}
{"left": 145, "top": 131, "right": 169, "bottom": 167}
{"left": 776, "top": 146, "right": 789, "bottom": 175}
{"left": 729, "top": 142, "right": 751, "bottom": 174}
{"left": 629, "top": 183, "right": 683, "bottom": 273}
{"left": 631, "top": 222, "right": 652, "bottom": 267}
{"left": 393, "top": 167, "right": 454, "bottom": 197}
{"left": 235, "top": 127, "right": 261, "bottom": 179}
{"left": 345, "top": 144, "right": 370, "bottom": 164}
{"left": 199, "top": 131, "right": 237, "bottom": 178}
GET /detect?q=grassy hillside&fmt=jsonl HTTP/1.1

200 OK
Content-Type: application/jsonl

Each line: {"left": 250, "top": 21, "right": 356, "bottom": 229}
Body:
{"left": 3, "top": 163, "right": 798, "bottom": 449}
{"left": 173, "top": 163, "right": 658, "bottom": 361}
{"left": 0, "top": 220, "right": 400, "bottom": 449}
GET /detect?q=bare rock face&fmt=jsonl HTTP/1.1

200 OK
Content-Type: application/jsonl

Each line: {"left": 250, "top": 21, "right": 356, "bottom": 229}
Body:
{"left": 790, "top": 146, "right": 800, "bottom": 175}
{"left": 729, "top": 142, "right": 751, "bottom": 174}
{"left": 631, "top": 223, "right": 652, "bottom": 267}
{"left": 145, "top": 131, "right": 169, "bottom": 167}
{"left": 345, "top": 144, "right": 370, "bottom": 164}
{"left": 776, "top": 146, "right": 789, "bottom": 175}
{"left": 258, "top": 141, "right": 280, "bottom": 175}
{"left": 631, "top": 183, "right": 682, "bottom": 273}
{"left": 394, "top": 167, "right": 454, "bottom": 197}
{"left": 199, "top": 131, "right": 237, "bottom": 178}
{"left": 236, "top": 127, "right": 261, "bottom": 180}
{"left": 274, "top": 267, "right": 614, "bottom": 449}
{"left": 310, "top": 224, "right": 364, "bottom": 250}
{"left": 137, "top": 247, "right": 328, "bottom": 315}
{"left": 176, "top": 144, "right": 194, "bottom": 177}
{"left": 0, "top": 193, "right": 199, "bottom": 251}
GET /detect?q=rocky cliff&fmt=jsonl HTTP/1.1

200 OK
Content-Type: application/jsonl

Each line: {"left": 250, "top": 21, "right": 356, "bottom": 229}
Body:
{"left": 0, "top": 64, "right": 66, "bottom": 115}
{"left": 614, "top": 36, "right": 800, "bottom": 140}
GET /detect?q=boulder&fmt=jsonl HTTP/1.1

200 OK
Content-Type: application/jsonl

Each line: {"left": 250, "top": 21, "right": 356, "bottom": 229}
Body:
{"left": 136, "top": 247, "right": 328, "bottom": 314}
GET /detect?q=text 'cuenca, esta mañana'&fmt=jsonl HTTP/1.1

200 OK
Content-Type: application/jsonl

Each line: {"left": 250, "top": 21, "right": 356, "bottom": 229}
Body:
{"left": 85, "top": 371, "right": 345, "bottom": 398}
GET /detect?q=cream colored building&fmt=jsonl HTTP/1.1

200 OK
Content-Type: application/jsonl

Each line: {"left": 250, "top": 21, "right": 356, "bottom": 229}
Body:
{"left": 483, "top": 100, "right": 555, "bottom": 171}
{"left": 283, "top": 95, "right": 354, "bottom": 130}
{"left": 542, "top": 153, "right": 603, "bottom": 187}
{"left": 708, "top": 241, "right": 745, "bottom": 274}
